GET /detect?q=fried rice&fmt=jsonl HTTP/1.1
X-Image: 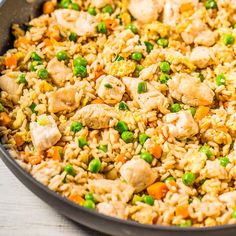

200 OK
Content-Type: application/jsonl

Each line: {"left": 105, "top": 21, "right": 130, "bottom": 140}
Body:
{"left": 1, "top": 0, "right": 236, "bottom": 227}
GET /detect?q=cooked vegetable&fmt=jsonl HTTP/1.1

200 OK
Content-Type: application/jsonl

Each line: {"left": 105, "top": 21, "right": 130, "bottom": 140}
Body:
{"left": 176, "top": 205, "right": 189, "bottom": 218}
{"left": 97, "top": 22, "right": 107, "bottom": 34}
{"left": 147, "top": 182, "right": 169, "bottom": 200}
{"left": 137, "top": 82, "right": 147, "bottom": 94}
{"left": 118, "top": 101, "right": 129, "bottom": 110}
{"left": 83, "top": 199, "right": 95, "bottom": 209}
{"left": 170, "top": 103, "right": 181, "bottom": 113}
{"left": 56, "top": 51, "right": 69, "bottom": 61}
{"left": 37, "top": 68, "right": 49, "bottom": 80}
{"left": 138, "top": 133, "right": 149, "bottom": 145}
{"left": 121, "top": 131, "right": 134, "bottom": 143}
{"left": 220, "top": 157, "right": 230, "bottom": 167}
{"left": 157, "top": 38, "right": 169, "bottom": 48}
{"left": 64, "top": 164, "right": 76, "bottom": 176}
{"left": 78, "top": 137, "right": 88, "bottom": 149}
{"left": 143, "top": 195, "right": 154, "bottom": 206}
{"left": 88, "top": 158, "right": 102, "bottom": 173}
{"left": 216, "top": 74, "right": 226, "bottom": 86}
{"left": 98, "top": 144, "right": 108, "bottom": 153}
{"left": 199, "top": 145, "right": 212, "bottom": 159}
{"left": 88, "top": 6, "right": 97, "bottom": 16}
{"left": 125, "top": 23, "right": 138, "bottom": 34}
{"left": 149, "top": 145, "right": 162, "bottom": 159}
{"left": 140, "top": 152, "right": 153, "bottom": 163}
{"left": 70, "top": 121, "right": 83, "bottom": 132}
{"left": 144, "top": 41, "right": 154, "bottom": 53}
{"left": 131, "top": 52, "right": 143, "bottom": 61}
{"left": 194, "top": 106, "right": 210, "bottom": 121}
{"left": 0, "top": 112, "right": 11, "bottom": 127}
{"left": 159, "top": 73, "right": 171, "bottom": 84}
{"left": 102, "top": 4, "right": 114, "bottom": 14}
{"left": 115, "top": 121, "right": 128, "bottom": 134}
{"left": 160, "top": 61, "right": 170, "bottom": 74}
{"left": 43, "top": 1, "right": 55, "bottom": 14}
{"left": 182, "top": 172, "right": 195, "bottom": 186}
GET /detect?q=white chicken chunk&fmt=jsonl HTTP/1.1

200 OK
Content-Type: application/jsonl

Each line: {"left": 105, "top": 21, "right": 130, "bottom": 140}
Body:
{"left": 163, "top": 111, "right": 199, "bottom": 139}
{"left": 47, "top": 58, "right": 71, "bottom": 87}
{"left": 54, "top": 9, "right": 97, "bottom": 37}
{"left": 168, "top": 73, "right": 214, "bottom": 106}
{"left": 97, "top": 202, "right": 127, "bottom": 219}
{"left": 120, "top": 158, "right": 157, "bottom": 193}
{"left": 190, "top": 46, "right": 212, "bottom": 68}
{"left": 128, "top": 0, "right": 164, "bottom": 24}
{"left": 122, "top": 77, "right": 169, "bottom": 113}
{"left": 30, "top": 115, "right": 61, "bottom": 152}
{"left": 181, "top": 19, "right": 215, "bottom": 46}
{"left": 91, "top": 0, "right": 112, "bottom": 8}
{"left": 0, "top": 72, "right": 21, "bottom": 103}
{"left": 96, "top": 75, "right": 125, "bottom": 105}
{"left": 47, "top": 86, "right": 79, "bottom": 113}
{"left": 72, "top": 104, "right": 118, "bottom": 129}
{"left": 219, "top": 191, "right": 236, "bottom": 207}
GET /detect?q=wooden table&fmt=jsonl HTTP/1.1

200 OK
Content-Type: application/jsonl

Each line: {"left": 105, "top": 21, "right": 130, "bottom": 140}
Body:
{"left": 0, "top": 159, "right": 106, "bottom": 236}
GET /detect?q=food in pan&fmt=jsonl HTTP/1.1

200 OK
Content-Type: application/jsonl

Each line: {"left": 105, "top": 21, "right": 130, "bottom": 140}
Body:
{"left": 1, "top": 0, "right": 236, "bottom": 227}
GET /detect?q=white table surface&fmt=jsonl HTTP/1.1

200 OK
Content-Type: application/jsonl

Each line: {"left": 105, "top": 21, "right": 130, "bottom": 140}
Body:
{"left": 0, "top": 159, "right": 107, "bottom": 236}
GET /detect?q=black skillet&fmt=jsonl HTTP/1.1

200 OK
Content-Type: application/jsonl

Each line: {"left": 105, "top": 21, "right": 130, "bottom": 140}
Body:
{"left": 0, "top": 0, "right": 235, "bottom": 235}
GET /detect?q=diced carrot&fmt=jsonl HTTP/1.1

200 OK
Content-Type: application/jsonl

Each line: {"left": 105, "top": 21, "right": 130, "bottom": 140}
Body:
{"left": 5, "top": 55, "right": 17, "bottom": 69}
{"left": 43, "top": 38, "right": 52, "bottom": 47}
{"left": 180, "top": 3, "right": 194, "bottom": 13}
{"left": 194, "top": 106, "right": 210, "bottom": 122}
{"left": 115, "top": 154, "right": 127, "bottom": 164}
{"left": 91, "top": 98, "right": 104, "bottom": 104}
{"left": 28, "top": 155, "right": 42, "bottom": 165}
{"left": 150, "top": 145, "right": 162, "bottom": 159}
{"left": 175, "top": 205, "right": 189, "bottom": 219}
{"left": 43, "top": 1, "right": 55, "bottom": 14}
{"left": 68, "top": 193, "right": 85, "bottom": 205}
{"left": 14, "top": 134, "right": 25, "bottom": 147}
{"left": 104, "top": 19, "right": 118, "bottom": 30}
{"left": 0, "top": 112, "right": 11, "bottom": 127}
{"left": 14, "top": 37, "right": 31, "bottom": 48}
{"left": 46, "top": 146, "right": 63, "bottom": 161}
{"left": 147, "top": 182, "right": 169, "bottom": 200}
{"left": 168, "top": 180, "right": 178, "bottom": 188}
{"left": 94, "top": 70, "right": 104, "bottom": 80}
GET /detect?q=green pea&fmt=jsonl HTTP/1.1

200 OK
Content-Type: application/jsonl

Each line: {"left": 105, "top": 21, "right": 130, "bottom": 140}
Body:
{"left": 189, "top": 107, "right": 196, "bottom": 117}
{"left": 0, "top": 103, "right": 4, "bottom": 112}
{"left": 29, "top": 60, "right": 42, "bottom": 71}
{"left": 98, "top": 144, "right": 108, "bottom": 153}
{"left": 73, "top": 65, "right": 87, "bottom": 78}
{"left": 29, "top": 102, "right": 38, "bottom": 114}
{"left": 133, "top": 65, "right": 144, "bottom": 77}
{"left": 157, "top": 38, "right": 169, "bottom": 48}
{"left": 88, "top": 6, "right": 97, "bottom": 16}
{"left": 179, "top": 219, "right": 192, "bottom": 227}
{"left": 85, "top": 193, "right": 96, "bottom": 202}
{"left": 160, "top": 61, "right": 170, "bottom": 74}
{"left": 137, "top": 82, "right": 148, "bottom": 94}
{"left": 220, "top": 157, "right": 230, "bottom": 167}
{"left": 97, "top": 22, "right": 107, "bottom": 34}
{"left": 130, "top": 52, "right": 143, "bottom": 61}
{"left": 74, "top": 56, "right": 87, "bottom": 67}
{"left": 144, "top": 41, "right": 154, "bottom": 53}
{"left": 88, "top": 158, "right": 102, "bottom": 173}
{"left": 114, "top": 55, "right": 124, "bottom": 61}
{"left": 231, "top": 208, "right": 236, "bottom": 218}
{"left": 37, "top": 68, "right": 48, "bottom": 80}
{"left": 56, "top": 51, "right": 69, "bottom": 61}
{"left": 125, "top": 23, "right": 138, "bottom": 34}
{"left": 78, "top": 137, "right": 88, "bottom": 149}
{"left": 199, "top": 145, "right": 212, "bottom": 159}
{"left": 205, "top": 0, "right": 218, "bottom": 9}
{"left": 159, "top": 73, "right": 171, "bottom": 84}
{"left": 115, "top": 121, "right": 129, "bottom": 134}
{"left": 83, "top": 199, "right": 95, "bottom": 209}
{"left": 140, "top": 152, "right": 153, "bottom": 163}
{"left": 143, "top": 195, "right": 154, "bottom": 206}
{"left": 164, "top": 176, "right": 175, "bottom": 183}
{"left": 121, "top": 131, "right": 134, "bottom": 143}
{"left": 70, "top": 2, "right": 80, "bottom": 11}
{"left": 132, "top": 194, "right": 143, "bottom": 205}
{"left": 104, "top": 83, "right": 113, "bottom": 89}
{"left": 223, "top": 34, "right": 235, "bottom": 46}
{"left": 182, "top": 172, "right": 195, "bottom": 186}
{"left": 60, "top": 0, "right": 71, "bottom": 8}
{"left": 70, "top": 121, "right": 83, "bottom": 132}
{"left": 69, "top": 32, "right": 76, "bottom": 42}
{"left": 118, "top": 101, "right": 129, "bottom": 111}
{"left": 102, "top": 4, "right": 114, "bottom": 14}
{"left": 138, "top": 133, "right": 149, "bottom": 145}
{"left": 170, "top": 103, "right": 181, "bottom": 113}
{"left": 18, "top": 73, "right": 27, "bottom": 84}
{"left": 216, "top": 74, "right": 226, "bottom": 86}
{"left": 31, "top": 52, "right": 42, "bottom": 61}
{"left": 64, "top": 164, "right": 76, "bottom": 176}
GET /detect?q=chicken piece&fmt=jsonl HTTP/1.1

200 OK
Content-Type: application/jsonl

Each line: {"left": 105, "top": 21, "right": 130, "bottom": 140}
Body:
{"left": 163, "top": 111, "right": 199, "bottom": 139}
{"left": 96, "top": 202, "right": 127, "bottom": 219}
{"left": 91, "top": 0, "right": 112, "bottom": 8}
{"left": 120, "top": 158, "right": 157, "bottom": 193}
{"left": 89, "top": 179, "right": 134, "bottom": 203}
{"left": 30, "top": 115, "right": 61, "bottom": 152}
{"left": 138, "top": 64, "right": 158, "bottom": 81}
{"left": 181, "top": 19, "right": 215, "bottom": 46}
{"left": 122, "top": 77, "right": 169, "bottom": 113}
{"left": 47, "top": 58, "right": 71, "bottom": 87}
{"left": 72, "top": 104, "right": 118, "bottom": 129}
{"left": 96, "top": 75, "right": 125, "bottom": 105}
{"left": 54, "top": 9, "right": 97, "bottom": 37}
{"left": 190, "top": 46, "right": 212, "bottom": 68}
{"left": 168, "top": 73, "right": 214, "bottom": 106}
{"left": 219, "top": 191, "right": 236, "bottom": 207}
{"left": 0, "top": 72, "right": 21, "bottom": 103}
{"left": 47, "top": 86, "right": 79, "bottom": 113}
{"left": 128, "top": 0, "right": 164, "bottom": 24}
